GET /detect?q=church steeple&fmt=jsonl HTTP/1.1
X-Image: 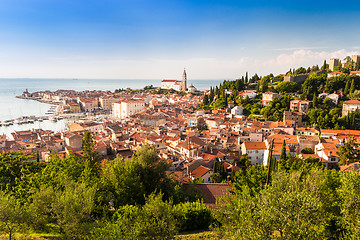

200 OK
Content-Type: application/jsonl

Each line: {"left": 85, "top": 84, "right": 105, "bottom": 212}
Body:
{"left": 182, "top": 68, "right": 187, "bottom": 91}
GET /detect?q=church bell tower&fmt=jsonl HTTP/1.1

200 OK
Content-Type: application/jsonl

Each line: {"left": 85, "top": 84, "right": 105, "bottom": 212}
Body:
{"left": 182, "top": 68, "right": 187, "bottom": 91}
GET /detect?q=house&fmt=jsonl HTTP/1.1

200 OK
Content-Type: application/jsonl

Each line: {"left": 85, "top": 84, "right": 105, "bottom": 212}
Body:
{"left": 290, "top": 100, "right": 311, "bottom": 113}
{"left": 231, "top": 106, "right": 243, "bottom": 116}
{"left": 294, "top": 127, "right": 319, "bottom": 136}
{"left": 283, "top": 111, "right": 304, "bottom": 127}
{"left": 112, "top": 99, "right": 145, "bottom": 119}
{"left": 262, "top": 92, "right": 280, "bottom": 106}
{"left": 263, "top": 134, "right": 300, "bottom": 165}
{"left": 297, "top": 135, "right": 319, "bottom": 152}
{"left": 241, "top": 142, "right": 267, "bottom": 165}
{"left": 93, "top": 141, "right": 107, "bottom": 156}
{"left": 315, "top": 140, "right": 339, "bottom": 170}
{"left": 68, "top": 102, "right": 81, "bottom": 113}
{"left": 178, "top": 136, "right": 208, "bottom": 158}
{"left": 350, "top": 71, "right": 360, "bottom": 76}
{"left": 68, "top": 121, "right": 103, "bottom": 132}
{"left": 327, "top": 71, "right": 343, "bottom": 78}
{"left": 319, "top": 93, "right": 339, "bottom": 105}
{"left": 99, "top": 96, "right": 118, "bottom": 111}
{"left": 189, "top": 165, "right": 213, "bottom": 183}
{"left": 340, "top": 162, "right": 360, "bottom": 171}
{"left": 137, "top": 113, "right": 166, "bottom": 127}
{"left": 342, "top": 100, "right": 360, "bottom": 116}
{"left": 63, "top": 133, "right": 83, "bottom": 149}
{"left": 77, "top": 97, "right": 98, "bottom": 112}
{"left": 239, "top": 90, "right": 257, "bottom": 99}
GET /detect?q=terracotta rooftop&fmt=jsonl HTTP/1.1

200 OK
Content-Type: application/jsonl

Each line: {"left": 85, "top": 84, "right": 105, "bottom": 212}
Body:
{"left": 183, "top": 183, "right": 232, "bottom": 208}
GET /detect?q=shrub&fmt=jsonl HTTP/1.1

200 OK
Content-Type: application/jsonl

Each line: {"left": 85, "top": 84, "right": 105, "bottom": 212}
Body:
{"left": 174, "top": 201, "right": 213, "bottom": 231}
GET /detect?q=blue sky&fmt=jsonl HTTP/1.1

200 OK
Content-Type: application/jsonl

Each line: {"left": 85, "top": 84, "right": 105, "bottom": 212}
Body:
{"left": 0, "top": 0, "right": 359, "bottom": 79}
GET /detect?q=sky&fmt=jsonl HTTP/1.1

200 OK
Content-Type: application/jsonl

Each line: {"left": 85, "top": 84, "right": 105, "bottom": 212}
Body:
{"left": 0, "top": 0, "right": 359, "bottom": 80}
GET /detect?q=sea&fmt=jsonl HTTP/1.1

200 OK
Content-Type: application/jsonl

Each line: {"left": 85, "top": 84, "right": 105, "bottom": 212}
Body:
{"left": 0, "top": 78, "right": 223, "bottom": 137}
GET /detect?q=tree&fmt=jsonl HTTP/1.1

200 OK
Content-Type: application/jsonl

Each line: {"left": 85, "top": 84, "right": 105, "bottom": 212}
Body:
{"left": 99, "top": 144, "right": 176, "bottom": 207}
{"left": 313, "top": 92, "right": 318, "bottom": 107}
{"left": 349, "top": 79, "right": 355, "bottom": 94}
{"left": 344, "top": 80, "right": 350, "bottom": 96}
{"left": 322, "top": 59, "right": 327, "bottom": 70}
{"left": 51, "top": 181, "right": 96, "bottom": 238}
{"left": 337, "top": 138, "right": 360, "bottom": 165}
{"left": 209, "top": 87, "right": 214, "bottom": 102}
{"left": 278, "top": 140, "right": 288, "bottom": 169}
{"left": 215, "top": 169, "right": 336, "bottom": 239}
{"left": 294, "top": 67, "right": 306, "bottom": 75}
{"left": 344, "top": 56, "right": 352, "bottom": 64}
{"left": 90, "top": 193, "right": 178, "bottom": 240}
{"left": 81, "top": 131, "right": 100, "bottom": 184}
{"left": 339, "top": 171, "right": 360, "bottom": 238}
{"left": 202, "top": 94, "right": 209, "bottom": 106}
{"left": 301, "top": 147, "right": 315, "bottom": 154}
{"left": 231, "top": 165, "right": 267, "bottom": 197}
{"left": 0, "top": 191, "right": 31, "bottom": 240}
{"left": 276, "top": 81, "right": 299, "bottom": 93}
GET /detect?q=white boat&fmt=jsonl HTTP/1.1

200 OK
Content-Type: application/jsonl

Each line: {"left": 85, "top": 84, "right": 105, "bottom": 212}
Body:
{"left": 3, "top": 120, "right": 13, "bottom": 126}
{"left": 49, "top": 116, "right": 57, "bottom": 122}
{"left": 14, "top": 119, "right": 22, "bottom": 125}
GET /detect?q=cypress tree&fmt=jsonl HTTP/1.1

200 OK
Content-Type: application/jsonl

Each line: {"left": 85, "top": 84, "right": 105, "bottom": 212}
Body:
{"left": 279, "top": 140, "right": 287, "bottom": 168}
{"left": 313, "top": 92, "right": 318, "bottom": 108}
{"left": 213, "top": 162, "right": 217, "bottom": 173}
{"left": 322, "top": 60, "right": 327, "bottom": 70}
{"left": 203, "top": 94, "right": 209, "bottom": 105}
{"left": 344, "top": 80, "right": 350, "bottom": 96}
{"left": 245, "top": 72, "right": 248, "bottom": 84}
{"left": 209, "top": 87, "right": 214, "bottom": 102}
{"left": 349, "top": 79, "right": 355, "bottom": 94}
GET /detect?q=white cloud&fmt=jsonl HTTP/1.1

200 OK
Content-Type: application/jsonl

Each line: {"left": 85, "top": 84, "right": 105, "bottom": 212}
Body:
{"left": 262, "top": 49, "right": 359, "bottom": 73}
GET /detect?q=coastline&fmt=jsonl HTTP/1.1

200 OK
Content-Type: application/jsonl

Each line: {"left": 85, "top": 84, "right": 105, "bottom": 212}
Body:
{"left": 16, "top": 95, "right": 61, "bottom": 105}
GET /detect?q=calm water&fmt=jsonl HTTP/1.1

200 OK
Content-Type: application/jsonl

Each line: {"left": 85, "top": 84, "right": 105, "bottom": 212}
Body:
{"left": 0, "top": 78, "right": 223, "bottom": 136}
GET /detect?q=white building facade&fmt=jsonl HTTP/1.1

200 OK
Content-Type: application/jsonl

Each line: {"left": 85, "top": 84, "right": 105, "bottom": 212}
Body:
{"left": 112, "top": 99, "right": 145, "bottom": 119}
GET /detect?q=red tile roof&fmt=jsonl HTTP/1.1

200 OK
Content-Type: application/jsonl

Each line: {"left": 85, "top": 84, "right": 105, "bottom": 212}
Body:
{"left": 183, "top": 183, "right": 232, "bottom": 208}
{"left": 243, "top": 142, "right": 266, "bottom": 150}
{"left": 191, "top": 165, "right": 212, "bottom": 178}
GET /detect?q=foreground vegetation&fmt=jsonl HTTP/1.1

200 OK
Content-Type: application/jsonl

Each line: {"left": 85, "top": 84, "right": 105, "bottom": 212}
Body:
{"left": 1, "top": 132, "right": 360, "bottom": 239}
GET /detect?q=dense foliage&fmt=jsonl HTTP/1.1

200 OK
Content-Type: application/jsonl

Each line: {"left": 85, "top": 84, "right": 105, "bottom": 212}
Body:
{"left": 201, "top": 60, "right": 360, "bottom": 130}
{"left": 0, "top": 133, "right": 213, "bottom": 239}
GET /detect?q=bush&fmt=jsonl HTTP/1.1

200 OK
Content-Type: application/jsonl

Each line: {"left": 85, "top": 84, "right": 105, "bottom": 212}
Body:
{"left": 174, "top": 201, "right": 213, "bottom": 231}
{"left": 89, "top": 193, "right": 178, "bottom": 240}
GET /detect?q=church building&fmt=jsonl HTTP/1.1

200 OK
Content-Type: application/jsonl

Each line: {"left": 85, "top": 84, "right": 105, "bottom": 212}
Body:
{"left": 161, "top": 69, "right": 187, "bottom": 91}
